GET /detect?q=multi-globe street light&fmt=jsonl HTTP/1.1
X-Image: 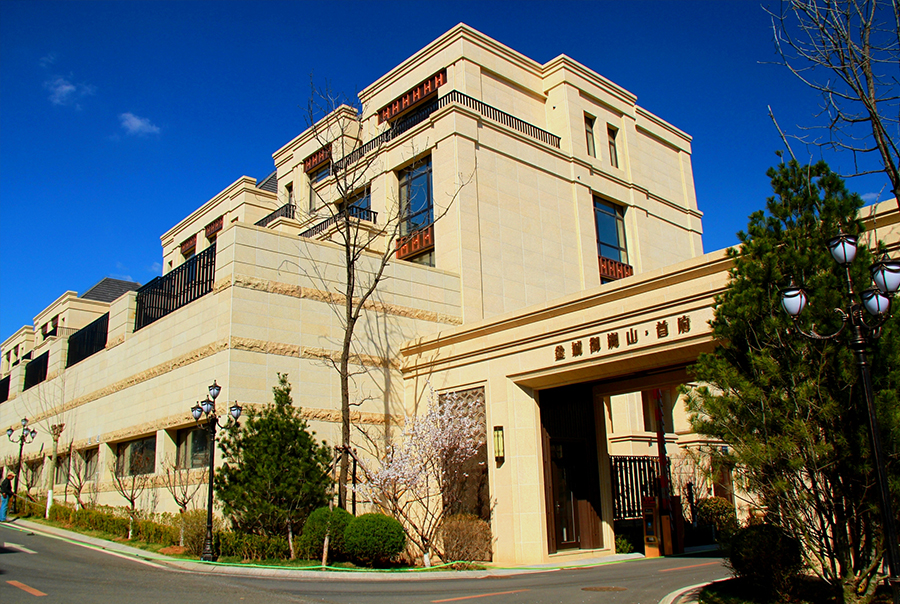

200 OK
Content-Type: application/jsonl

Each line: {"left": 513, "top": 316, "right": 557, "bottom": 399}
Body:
{"left": 6, "top": 417, "right": 38, "bottom": 514}
{"left": 780, "top": 233, "right": 900, "bottom": 604}
{"left": 190, "top": 380, "right": 241, "bottom": 562}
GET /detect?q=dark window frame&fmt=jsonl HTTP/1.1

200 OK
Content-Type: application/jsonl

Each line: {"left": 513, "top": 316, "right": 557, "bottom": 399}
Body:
{"left": 585, "top": 115, "right": 596, "bottom": 158}
{"left": 115, "top": 436, "right": 157, "bottom": 476}
{"left": 398, "top": 156, "right": 434, "bottom": 237}
{"left": 593, "top": 196, "right": 628, "bottom": 264}
{"left": 607, "top": 125, "right": 619, "bottom": 168}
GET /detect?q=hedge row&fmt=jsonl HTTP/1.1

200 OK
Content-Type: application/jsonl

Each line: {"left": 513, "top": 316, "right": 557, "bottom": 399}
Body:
{"left": 48, "top": 504, "right": 178, "bottom": 545}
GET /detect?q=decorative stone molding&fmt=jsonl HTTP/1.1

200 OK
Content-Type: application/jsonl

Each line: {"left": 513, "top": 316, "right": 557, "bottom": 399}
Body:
{"left": 106, "top": 334, "right": 125, "bottom": 350}
{"left": 226, "top": 274, "right": 462, "bottom": 325}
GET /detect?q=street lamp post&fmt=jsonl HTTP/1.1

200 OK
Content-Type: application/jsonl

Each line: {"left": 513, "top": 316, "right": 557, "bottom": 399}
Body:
{"left": 780, "top": 234, "right": 900, "bottom": 604}
{"left": 6, "top": 418, "right": 38, "bottom": 514}
{"left": 190, "top": 380, "right": 241, "bottom": 562}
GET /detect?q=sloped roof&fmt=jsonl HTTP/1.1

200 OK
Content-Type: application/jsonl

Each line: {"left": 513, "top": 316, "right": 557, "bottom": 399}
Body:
{"left": 258, "top": 170, "right": 278, "bottom": 193}
{"left": 80, "top": 278, "right": 142, "bottom": 303}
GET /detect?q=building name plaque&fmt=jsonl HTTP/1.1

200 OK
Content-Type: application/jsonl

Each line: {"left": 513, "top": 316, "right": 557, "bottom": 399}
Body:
{"left": 554, "top": 314, "right": 692, "bottom": 362}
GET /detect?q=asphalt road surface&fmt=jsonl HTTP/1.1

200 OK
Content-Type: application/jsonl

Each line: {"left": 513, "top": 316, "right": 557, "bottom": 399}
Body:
{"left": 0, "top": 523, "right": 728, "bottom": 604}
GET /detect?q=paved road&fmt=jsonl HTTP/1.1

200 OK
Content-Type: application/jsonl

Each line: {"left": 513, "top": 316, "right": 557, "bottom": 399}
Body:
{"left": 0, "top": 523, "right": 727, "bottom": 604}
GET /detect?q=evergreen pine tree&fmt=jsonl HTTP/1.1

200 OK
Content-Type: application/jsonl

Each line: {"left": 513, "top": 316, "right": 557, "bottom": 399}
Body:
{"left": 215, "top": 373, "right": 332, "bottom": 557}
{"left": 686, "top": 160, "right": 900, "bottom": 604}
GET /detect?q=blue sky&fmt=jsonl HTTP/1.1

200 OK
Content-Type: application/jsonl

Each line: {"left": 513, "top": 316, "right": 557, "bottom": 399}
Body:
{"left": 0, "top": 0, "right": 893, "bottom": 341}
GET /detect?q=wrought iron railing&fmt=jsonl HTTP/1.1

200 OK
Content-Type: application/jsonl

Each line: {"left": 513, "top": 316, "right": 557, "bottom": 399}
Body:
{"left": 66, "top": 313, "right": 109, "bottom": 368}
{"left": 299, "top": 206, "right": 378, "bottom": 239}
{"left": 135, "top": 244, "right": 216, "bottom": 331}
{"left": 255, "top": 203, "right": 297, "bottom": 227}
{"left": 610, "top": 455, "right": 672, "bottom": 520}
{"left": 334, "top": 90, "right": 560, "bottom": 171}
{"left": 23, "top": 351, "right": 49, "bottom": 391}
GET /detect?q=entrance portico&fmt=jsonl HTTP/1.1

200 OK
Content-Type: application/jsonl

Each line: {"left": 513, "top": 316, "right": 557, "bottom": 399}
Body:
{"left": 401, "top": 249, "right": 731, "bottom": 565}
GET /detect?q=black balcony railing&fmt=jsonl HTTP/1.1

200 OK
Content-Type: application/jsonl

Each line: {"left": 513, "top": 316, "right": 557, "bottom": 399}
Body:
{"left": 66, "top": 313, "right": 109, "bottom": 368}
{"left": 334, "top": 90, "right": 560, "bottom": 172}
{"left": 610, "top": 455, "right": 672, "bottom": 521}
{"left": 255, "top": 203, "right": 297, "bottom": 227}
{"left": 0, "top": 375, "right": 9, "bottom": 403}
{"left": 135, "top": 244, "right": 216, "bottom": 331}
{"left": 299, "top": 206, "right": 378, "bottom": 239}
{"left": 23, "top": 351, "right": 49, "bottom": 391}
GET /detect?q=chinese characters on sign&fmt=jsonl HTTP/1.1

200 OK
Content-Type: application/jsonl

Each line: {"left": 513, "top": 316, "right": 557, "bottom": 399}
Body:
{"left": 554, "top": 314, "right": 692, "bottom": 361}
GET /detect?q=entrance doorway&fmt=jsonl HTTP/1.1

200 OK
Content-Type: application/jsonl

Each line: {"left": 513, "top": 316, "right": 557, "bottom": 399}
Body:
{"left": 539, "top": 383, "right": 604, "bottom": 553}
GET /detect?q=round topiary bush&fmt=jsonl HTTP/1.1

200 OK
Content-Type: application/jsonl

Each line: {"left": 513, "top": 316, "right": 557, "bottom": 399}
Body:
{"left": 695, "top": 496, "right": 739, "bottom": 544}
{"left": 729, "top": 523, "right": 802, "bottom": 599}
{"left": 297, "top": 506, "right": 354, "bottom": 561}
{"left": 344, "top": 513, "right": 406, "bottom": 567}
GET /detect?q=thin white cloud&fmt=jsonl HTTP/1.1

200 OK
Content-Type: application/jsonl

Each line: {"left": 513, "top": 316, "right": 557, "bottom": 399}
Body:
{"left": 44, "top": 76, "right": 95, "bottom": 107}
{"left": 861, "top": 192, "right": 881, "bottom": 203}
{"left": 149, "top": 262, "right": 162, "bottom": 275}
{"left": 119, "top": 112, "right": 160, "bottom": 136}
{"left": 39, "top": 53, "right": 57, "bottom": 68}
{"left": 119, "top": 113, "right": 159, "bottom": 136}
{"left": 110, "top": 273, "right": 134, "bottom": 282}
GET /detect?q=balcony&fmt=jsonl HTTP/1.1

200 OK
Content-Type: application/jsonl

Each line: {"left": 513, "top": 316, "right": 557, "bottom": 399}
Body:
{"left": 299, "top": 206, "right": 378, "bottom": 239}
{"left": 256, "top": 203, "right": 297, "bottom": 228}
{"left": 334, "top": 90, "right": 560, "bottom": 172}
{"left": 66, "top": 313, "right": 109, "bottom": 368}
{"left": 599, "top": 256, "right": 634, "bottom": 282}
{"left": 134, "top": 244, "right": 216, "bottom": 331}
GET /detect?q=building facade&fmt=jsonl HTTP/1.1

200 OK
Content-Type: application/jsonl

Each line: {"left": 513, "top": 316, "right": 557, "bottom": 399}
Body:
{"left": 3, "top": 24, "right": 894, "bottom": 565}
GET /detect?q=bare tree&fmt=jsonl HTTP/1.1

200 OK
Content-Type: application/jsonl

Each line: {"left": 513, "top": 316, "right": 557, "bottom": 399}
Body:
{"left": 67, "top": 446, "right": 98, "bottom": 510}
{"left": 161, "top": 455, "right": 204, "bottom": 547}
{"left": 768, "top": 0, "right": 900, "bottom": 206}
{"left": 109, "top": 458, "right": 152, "bottom": 540}
{"left": 301, "top": 82, "right": 470, "bottom": 508}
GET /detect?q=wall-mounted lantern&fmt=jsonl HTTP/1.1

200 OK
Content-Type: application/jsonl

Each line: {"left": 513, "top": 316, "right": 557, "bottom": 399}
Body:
{"left": 493, "top": 426, "right": 505, "bottom": 464}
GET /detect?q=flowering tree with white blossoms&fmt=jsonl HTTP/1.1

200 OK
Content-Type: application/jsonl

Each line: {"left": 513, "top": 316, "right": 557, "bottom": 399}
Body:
{"left": 355, "top": 387, "right": 486, "bottom": 566}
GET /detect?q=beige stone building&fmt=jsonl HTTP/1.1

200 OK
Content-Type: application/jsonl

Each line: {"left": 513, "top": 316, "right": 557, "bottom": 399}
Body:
{"left": 2, "top": 24, "right": 896, "bottom": 565}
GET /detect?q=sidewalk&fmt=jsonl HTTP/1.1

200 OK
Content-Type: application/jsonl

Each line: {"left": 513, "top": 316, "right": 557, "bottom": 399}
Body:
{"left": 2, "top": 517, "right": 719, "bottom": 601}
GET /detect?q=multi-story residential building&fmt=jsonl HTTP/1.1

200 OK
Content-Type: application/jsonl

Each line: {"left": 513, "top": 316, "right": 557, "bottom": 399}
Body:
{"left": 3, "top": 24, "right": 896, "bottom": 565}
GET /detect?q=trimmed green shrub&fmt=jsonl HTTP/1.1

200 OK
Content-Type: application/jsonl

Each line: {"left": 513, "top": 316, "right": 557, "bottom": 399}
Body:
{"left": 134, "top": 519, "right": 178, "bottom": 546}
{"left": 344, "top": 513, "right": 406, "bottom": 567}
{"left": 695, "top": 497, "right": 738, "bottom": 544}
{"left": 440, "top": 514, "right": 492, "bottom": 562}
{"left": 297, "top": 506, "right": 354, "bottom": 561}
{"left": 614, "top": 534, "right": 634, "bottom": 554}
{"left": 218, "top": 531, "right": 290, "bottom": 560}
{"left": 728, "top": 524, "right": 802, "bottom": 599}
{"left": 181, "top": 509, "right": 211, "bottom": 555}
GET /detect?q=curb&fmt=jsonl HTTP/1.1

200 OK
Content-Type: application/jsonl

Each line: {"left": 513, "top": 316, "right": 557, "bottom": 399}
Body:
{"left": 659, "top": 577, "right": 731, "bottom": 604}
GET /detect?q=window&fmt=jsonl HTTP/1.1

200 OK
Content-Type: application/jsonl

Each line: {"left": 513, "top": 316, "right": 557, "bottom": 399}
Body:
{"left": 584, "top": 115, "right": 596, "bottom": 158}
{"left": 116, "top": 435, "right": 156, "bottom": 476}
{"left": 308, "top": 164, "right": 330, "bottom": 212}
{"left": 398, "top": 156, "right": 433, "bottom": 236}
{"left": 55, "top": 454, "right": 70, "bottom": 485}
{"left": 176, "top": 427, "right": 209, "bottom": 469}
{"left": 641, "top": 390, "right": 674, "bottom": 434}
{"left": 285, "top": 182, "right": 293, "bottom": 205}
{"left": 82, "top": 448, "right": 99, "bottom": 479}
{"left": 607, "top": 126, "right": 619, "bottom": 168}
{"left": 593, "top": 197, "right": 628, "bottom": 263}
{"left": 338, "top": 187, "right": 371, "bottom": 221}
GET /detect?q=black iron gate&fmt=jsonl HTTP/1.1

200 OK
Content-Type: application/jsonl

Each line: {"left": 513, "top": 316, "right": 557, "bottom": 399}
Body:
{"left": 610, "top": 455, "right": 671, "bottom": 520}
